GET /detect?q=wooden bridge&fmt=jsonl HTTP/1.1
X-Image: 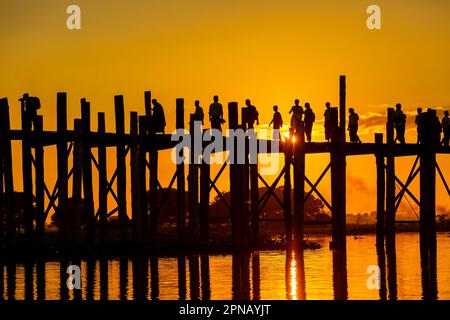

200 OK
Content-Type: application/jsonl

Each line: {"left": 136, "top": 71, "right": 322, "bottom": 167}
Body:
{"left": 0, "top": 76, "right": 449, "bottom": 260}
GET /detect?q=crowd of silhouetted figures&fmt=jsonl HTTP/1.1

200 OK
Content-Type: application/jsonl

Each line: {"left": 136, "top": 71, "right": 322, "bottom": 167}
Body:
{"left": 20, "top": 93, "right": 450, "bottom": 146}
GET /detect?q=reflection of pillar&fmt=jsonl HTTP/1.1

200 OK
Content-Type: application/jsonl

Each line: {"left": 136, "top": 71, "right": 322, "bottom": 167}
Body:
{"left": 332, "top": 250, "right": 348, "bottom": 301}
{"left": 241, "top": 253, "right": 251, "bottom": 300}
{"left": 119, "top": 257, "right": 128, "bottom": 300}
{"left": 200, "top": 255, "right": 211, "bottom": 300}
{"left": 178, "top": 256, "right": 186, "bottom": 300}
{"left": 86, "top": 258, "right": 96, "bottom": 301}
{"left": 7, "top": 262, "right": 16, "bottom": 300}
{"left": 132, "top": 256, "right": 148, "bottom": 301}
{"left": 386, "top": 244, "right": 397, "bottom": 300}
{"left": 100, "top": 258, "right": 108, "bottom": 301}
{"left": 72, "top": 258, "right": 82, "bottom": 301}
{"left": 286, "top": 246, "right": 306, "bottom": 300}
{"left": 252, "top": 253, "right": 261, "bottom": 301}
{"left": 188, "top": 256, "right": 200, "bottom": 300}
{"left": 376, "top": 244, "right": 387, "bottom": 300}
{"left": 232, "top": 253, "right": 251, "bottom": 300}
{"left": 59, "top": 259, "right": 69, "bottom": 301}
{"left": 150, "top": 257, "right": 159, "bottom": 300}
{"left": 25, "top": 261, "right": 34, "bottom": 301}
{"left": 0, "top": 261, "right": 4, "bottom": 300}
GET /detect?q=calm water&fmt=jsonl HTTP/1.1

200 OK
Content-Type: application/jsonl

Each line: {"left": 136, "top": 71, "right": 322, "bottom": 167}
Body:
{"left": 1, "top": 232, "right": 450, "bottom": 300}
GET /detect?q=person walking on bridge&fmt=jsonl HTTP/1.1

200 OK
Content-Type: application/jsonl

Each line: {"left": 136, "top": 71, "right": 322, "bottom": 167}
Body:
{"left": 244, "top": 99, "right": 259, "bottom": 129}
{"left": 348, "top": 108, "right": 361, "bottom": 143}
{"left": 193, "top": 100, "right": 204, "bottom": 125}
{"left": 289, "top": 99, "right": 303, "bottom": 134}
{"left": 209, "top": 95, "right": 224, "bottom": 132}
{"left": 324, "top": 102, "right": 332, "bottom": 142}
{"left": 152, "top": 99, "right": 166, "bottom": 134}
{"left": 304, "top": 103, "right": 315, "bottom": 142}
{"left": 269, "top": 105, "right": 283, "bottom": 140}
{"left": 415, "top": 108, "right": 423, "bottom": 144}
{"left": 393, "top": 103, "right": 406, "bottom": 144}
{"left": 442, "top": 110, "right": 450, "bottom": 147}
{"left": 19, "top": 93, "right": 41, "bottom": 130}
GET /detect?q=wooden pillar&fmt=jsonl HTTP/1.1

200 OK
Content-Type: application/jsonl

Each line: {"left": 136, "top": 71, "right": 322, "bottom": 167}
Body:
{"left": 57, "top": 93, "right": 69, "bottom": 242}
{"left": 138, "top": 116, "right": 148, "bottom": 243}
{"left": 115, "top": 95, "right": 127, "bottom": 241}
{"left": 81, "top": 99, "right": 95, "bottom": 243}
{"left": 375, "top": 133, "right": 385, "bottom": 248}
{"left": 98, "top": 113, "right": 107, "bottom": 242}
{"left": 144, "top": 91, "right": 152, "bottom": 122}
{"left": 0, "top": 99, "right": 15, "bottom": 246}
{"left": 176, "top": 99, "right": 186, "bottom": 243}
{"left": 240, "top": 108, "right": 250, "bottom": 248}
{"left": 250, "top": 153, "right": 259, "bottom": 247}
{"left": 21, "top": 95, "right": 34, "bottom": 242}
{"left": 149, "top": 147, "right": 159, "bottom": 239}
{"left": 420, "top": 110, "right": 437, "bottom": 252}
{"left": 331, "top": 78, "right": 347, "bottom": 251}
{"left": 293, "top": 125, "right": 305, "bottom": 246}
{"left": 228, "top": 102, "right": 241, "bottom": 249}
{"left": 130, "top": 112, "right": 142, "bottom": 242}
{"left": 188, "top": 114, "right": 200, "bottom": 245}
{"left": 283, "top": 137, "right": 293, "bottom": 247}
{"left": 72, "top": 119, "right": 83, "bottom": 243}
{"left": 34, "top": 116, "right": 45, "bottom": 244}
{"left": 386, "top": 108, "right": 396, "bottom": 246}
{"left": 200, "top": 143, "right": 210, "bottom": 243}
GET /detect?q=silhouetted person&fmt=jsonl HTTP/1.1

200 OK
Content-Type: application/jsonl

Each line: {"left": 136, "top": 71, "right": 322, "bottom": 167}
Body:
{"left": 269, "top": 105, "right": 283, "bottom": 140}
{"left": 193, "top": 100, "right": 204, "bottom": 125}
{"left": 324, "top": 102, "right": 332, "bottom": 142}
{"left": 19, "top": 93, "right": 41, "bottom": 130}
{"left": 209, "top": 95, "right": 224, "bottom": 132}
{"left": 151, "top": 99, "right": 166, "bottom": 134}
{"left": 415, "top": 108, "right": 423, "bottom": 144}
{"left": 289, "top": 99, "right": 303, "bottom": 134}
{"left": 442, "top": 111, "right": 450, "bottom": 147}
{"left": 348, "top": 108, "right": 361, "bottom": 143}
{"left": 244, "top": 99, "right": 259, "bottom": 129}
{"left": 393, "top": 104, "right": 406, "bottom": 144}
{"left": 304, "top": 103, "right": 315, "bottom": 142}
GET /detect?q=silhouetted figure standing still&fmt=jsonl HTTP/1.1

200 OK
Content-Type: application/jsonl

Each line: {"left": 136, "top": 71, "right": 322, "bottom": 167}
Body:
{"left": 441, "top": 111, "right": 449, "bottom": 147}
{"left": 209, "top": 96, "right": 224, "bottom": 132}
{"left": 19, "top": 93, "right": 41, "bottom": 130}
{"left": 324, "top": 102, "right": 332, "bottom": 142}
{"left": 348, "top": 108, "right": 361, "bottom": 143}
{"left": 244, "top": 99, "right": 259, "bottom": 129}
{"left": 193, "top": 100, "right": 204, "bottom": 125}
{"left": 393, "top": 104, "right": 406, "bottom": 144}
{"left": 415, "top": 108, "right": 423, "bottom": 144}
{"left": 152, "top": 99, "right": 166, "bottom": 134}
{"left": 304, "top": 103, "right": 315, "bottom": 142}
{"left": 269, "top": 105, "right": 283, "bottom": 140}
{"left": 289, "top": 99, "right": 303, "bottom": 134}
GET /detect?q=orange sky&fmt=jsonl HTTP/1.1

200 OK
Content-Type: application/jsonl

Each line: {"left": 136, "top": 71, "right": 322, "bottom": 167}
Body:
{"left": 1, "top": 0, "right": 449, "bottom": 217}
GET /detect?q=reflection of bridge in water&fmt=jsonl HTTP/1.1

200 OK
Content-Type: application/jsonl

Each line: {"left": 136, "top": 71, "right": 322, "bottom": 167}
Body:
{"left": 0, "top": 76, "right": 448, "bottom": 300}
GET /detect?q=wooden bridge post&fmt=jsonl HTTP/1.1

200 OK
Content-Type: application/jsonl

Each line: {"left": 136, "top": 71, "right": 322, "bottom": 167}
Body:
{"left": 188, "top": 114, "right": 200, "bottom": 245}
{"left": 250, "top": 147, "right": 259, "bottom": 247}
{"left": 115, "top": 95, "right": 127, "bottom": 241}
{"left": 0, "top": 99, "right": 15, "bottom": 246}
{"left": 71, "top": 119, "right": 83, "bottom": 243}
{"left": 81, "top": 99, "right": 95, "bottom": 244}
{"left": 21, "top": 94, "right": 34, "bottom": 242}
{"left": 293, "top": 124, "right": 305, "bottom": 246}
{"left": 228, "top": 102, "right": 242, "bottom": 249}
{"left": 241, "top": 107, "right": 250, "bottom": 248}
{"left": 34, "top": 116, "right": 45, "bottom": 244}
{"left": 98, "top": 113, "right": 108, "bottom": 242}
{"left": 386, "top": 108, "right": 396, "bottom": 246}
{"left": 144, "top": 91, "right": 152, "bottom": 121}
{"left": 283, "top": 134, "right": 293, "bottom": 247}
{"left": 130, "top": 112, "right": 142, "bottom": 242}
{"left": 330, "top": 77, "right": 347, "bottom": 251}
{"left": 138, "top": 116, "right": 148, "bottom": 244}
{"left": 200, "top": 137, "right": 210, "bottom": 243}
{"left": 149, "top": 140, "right": 159, "bottom": 240}
{"left": 176, "top": 99, "right": 186, "bottom": 244}
{"left": 56, "top": 93, "right": 69, "bottom": 243}
{"left": 375, "top": 133, "right": 385, "bottom": 248}
{"left": 420, "top": 110, "right": 437, "bottom": 252}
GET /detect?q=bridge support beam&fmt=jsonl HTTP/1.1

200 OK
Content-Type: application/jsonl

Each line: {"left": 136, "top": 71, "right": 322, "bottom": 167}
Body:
{"left": 293, "top": 126, "right": 305, "bottom": 246}
{"left": 375, "top": 133, "right": 385, "bottom": 248}
{"left": 386, "top": 108, "right": 396, "bottom": 247}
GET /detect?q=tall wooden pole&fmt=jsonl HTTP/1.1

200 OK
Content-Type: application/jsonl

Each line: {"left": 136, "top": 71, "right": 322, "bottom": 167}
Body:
{"left": 199, "top": 140, "right": 210, "bottom": 243}
{"left": 98, "top": 112, "right": 108, "bottom": 242}
{"left": 72, "top": 119, "right": 83, "bottom": 243}
{"left": 283, "top": 137, "right": 293, "bottom": 247}
{"left": 34, "top": 116, "right": 45, "bottom": 244}
{"left": 57, "top": 93, "right": 69, "bottom": 244}
{"left": 115, "top": 95, "right": 127, "bottom": 241}
{"left": 138, "top": 116, "right": 149, "bottom": 244}
{"left": 130, "top": 112, "right": 142, "bottom": 242}
{"left": 293, "top": 125, "right": 305, "bottom": 246}
{"left": 375, "top": 133, "right": 385, "bottom": 248}
{"left": 81, "top": 99, "right": 95, "bottom": 244}
{"left": 188, "top": 114, "right": 200, "bottom": 245}
{"left": 385, "top": 108, "right": 396, "bottom": 246}
{"left": 176, "top": 99, "right": 186, "bottom": 244}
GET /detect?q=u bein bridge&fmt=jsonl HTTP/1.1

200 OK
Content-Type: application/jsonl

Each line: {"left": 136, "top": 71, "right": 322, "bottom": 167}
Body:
{"left": 0, "top": 75, "right": 449, "bottom": 261}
